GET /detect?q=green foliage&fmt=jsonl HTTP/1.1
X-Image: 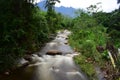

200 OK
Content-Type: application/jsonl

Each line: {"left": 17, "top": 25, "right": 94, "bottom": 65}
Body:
{"left": 0, "top": 0, "right": 67, "bottom": 72}
{"left": 69, "top": 7, "right": 120, "bottom": 79}
{"left": 0, "top": 1, "right": 50, "bottom": 72}
{"left": 74, "top": 55, "right": 97, "bottom": 80}
{"left": 60, "top": 16, "right": 73, "bottom": 29}
{"left": 93, "top": 10, "right": 120, "bottom": 73}
{"left": 45, "top": 0, "right": 62, "bottom": 33}
{"left": 93, "top": 9, "right": 120, "bottom": 47}
{"left": 69, "top": 11, "right": 107, "bottom": 60}
{"left": 109, "top": 29, "right": 120, "bottom": 47}
{"left": 45, "top": 0, "right": 60, "bottom": 12}
{"left": 101, "top": 50, "right": 110, "bottom": 60}
{"left": 46, "top": 12, "right": 63, "bottom": 33}
{"left": 69, "top": 10, "right": 109, "bottom": 79}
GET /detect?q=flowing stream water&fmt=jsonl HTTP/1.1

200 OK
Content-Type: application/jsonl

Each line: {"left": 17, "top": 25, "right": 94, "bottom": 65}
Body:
{"left": 0, "top": 30, "right": 88, "bottom": 80}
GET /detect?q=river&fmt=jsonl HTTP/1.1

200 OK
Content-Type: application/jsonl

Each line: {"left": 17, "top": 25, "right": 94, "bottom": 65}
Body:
{"left": 0, "top": 30, "right": 88, "bottom": 80}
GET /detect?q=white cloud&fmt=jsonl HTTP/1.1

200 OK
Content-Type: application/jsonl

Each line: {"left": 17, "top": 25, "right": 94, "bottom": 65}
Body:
{"left": 34, "top": 0, "right": 41, "bottom": 3}
{"left": 37, "top": 0, "right": 120, "bottom": 12}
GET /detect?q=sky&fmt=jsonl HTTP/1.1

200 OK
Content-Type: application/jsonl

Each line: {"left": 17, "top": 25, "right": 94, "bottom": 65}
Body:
{"left": 35, "top": 0, "right": 120, "bottom": 12}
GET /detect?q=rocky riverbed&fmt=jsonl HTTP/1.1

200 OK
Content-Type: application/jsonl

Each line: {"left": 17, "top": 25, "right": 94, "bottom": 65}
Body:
{"left": 0, "top": 30, "right": 88, "bottom": 80}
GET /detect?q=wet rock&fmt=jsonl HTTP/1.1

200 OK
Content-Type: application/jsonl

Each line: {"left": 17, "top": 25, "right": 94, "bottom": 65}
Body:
{"left": 64, "top": 42, "right": 68, "bottom": 45}
{"left": 4, "top": 71, "right": 10, "bottom": 75}
{"left": 24, "top": 55, "right": 33, "bottom": 62}
{"left": 64, "top": 41, "right": 68, "bottom": 45}
{"left": 19, "top": 58, "right": 29, "bottom": 64}
{"left": 17, "top": 58, "right": 29, "bottom": 68}
{"left": 18, "top": 62, "right": 30, "bottom": 68}
{"left": 65, "top": 37, "right": 68, "bottom": 40}
{"left": 46, "top": 50, "right": 62, "bottom": 56}
{"left": 37, "top": 54, "right": 42, "bottom": 57}
{"left": 30, "top": 54, "right": 44, "bottom": 63}
{"left": 24, "top": 54, "right": 43, "bottom": 64}
{"left": 57, "top": 35, "right": 68, "bottom": 40}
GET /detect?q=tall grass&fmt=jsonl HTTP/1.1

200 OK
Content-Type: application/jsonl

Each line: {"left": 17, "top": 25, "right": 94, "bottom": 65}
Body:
{"left": 69, "top": 11, "right": 108, "bottom": 79}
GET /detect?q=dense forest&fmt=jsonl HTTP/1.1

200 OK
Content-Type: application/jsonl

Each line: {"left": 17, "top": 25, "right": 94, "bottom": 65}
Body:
{"left": 0, "top": 0, "right": 120, "bottom": 80}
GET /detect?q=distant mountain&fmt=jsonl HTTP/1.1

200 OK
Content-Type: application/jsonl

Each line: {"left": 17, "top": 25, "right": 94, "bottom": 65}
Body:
{"left": 37, "top": 0, "right": 77, "bottom": 17}
{"left": 55, "top": 6, "right": 76, "bottom": 17}
{"left": 37, "top": 0, "right": 46, "bottom": 11}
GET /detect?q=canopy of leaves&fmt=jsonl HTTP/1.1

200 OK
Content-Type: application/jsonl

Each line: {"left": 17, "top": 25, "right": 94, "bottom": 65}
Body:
{"left": 0, "top": 0, "right": 49, "bottom": 72}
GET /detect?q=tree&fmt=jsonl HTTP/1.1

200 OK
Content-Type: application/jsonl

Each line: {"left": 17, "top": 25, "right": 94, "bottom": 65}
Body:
{"left": 0, "top": 0, "right": 50, "bottom": 72}
{"left": 87, "top": 2, "right": 102, "bottom": 14}
{"left": 45, "top": 0, "right": 60, "bottom": 12}
{"left": 118, "top": 0, "right": 120, "bottom": 3}
{"left": 45, "top": 0, "right": 60, "bottom": 33}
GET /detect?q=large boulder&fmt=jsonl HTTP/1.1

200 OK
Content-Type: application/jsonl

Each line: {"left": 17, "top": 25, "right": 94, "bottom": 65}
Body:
{"left": 46, "top": 50, "right": 62, "bottom": 56}
{"left": 24, "top": 55, "right": 33, "bottom": 62}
